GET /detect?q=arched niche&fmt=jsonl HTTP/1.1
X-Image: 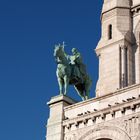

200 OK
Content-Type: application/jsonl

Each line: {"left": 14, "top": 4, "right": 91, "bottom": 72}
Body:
{"left": 78, "top": 125, "right": 132, "bottom": 140}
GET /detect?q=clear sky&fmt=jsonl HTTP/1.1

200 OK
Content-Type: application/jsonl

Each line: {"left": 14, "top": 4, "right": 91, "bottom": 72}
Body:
{"left": 0, "top": 0, "right": 102, "bottom": 140}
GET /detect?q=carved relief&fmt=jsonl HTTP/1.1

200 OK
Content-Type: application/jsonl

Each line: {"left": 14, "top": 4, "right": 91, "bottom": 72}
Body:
{"left": 64, "top": 114, "right": 140, "bottom": 140}
{"left": 78, "top": 125, "right": 131, "bottom": 140}
{"left": 113, "top": 115, "right": 140, "bottom": 138}
{"left": 136, "top": 122, "right": 140, "bottom": 140}
{"left": 125, "top": 116, "right": 140, "bottom": 136}
{"left": 64, "top": 134, "right": 76, "bottom": 140}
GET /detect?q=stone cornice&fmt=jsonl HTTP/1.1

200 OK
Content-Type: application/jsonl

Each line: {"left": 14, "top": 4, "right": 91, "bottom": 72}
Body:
{"left": 63, "top": 97, "right": 140, "bottom": 128}
{"left": 64, "top": 84, "right": 140, "bottom": 111}
{"left": 96, "top": 36, "right": 133, "bottom": 53}
{"left": 131, "top": 4, "right": 140, "bottom": 10}
{"left": 47, "top": 95, "right": 77, "bottom": 106}
{"left": 101, "top": 6, "right": 130, "bottom": 20}
{"left": 96, "top": 38, "right": 124, "bottom": 53}
{"left": 131, "top": 4, "right": 140, "bottom": 16}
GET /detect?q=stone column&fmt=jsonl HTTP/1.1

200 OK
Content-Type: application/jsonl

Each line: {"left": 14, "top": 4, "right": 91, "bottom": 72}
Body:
{"left": 46, "top": 95, "right": 76, "bottom": 140}
{"left": 135, "top": 40, "right": 140, "bottom": 84}
{"left": 121, "top": 45, "right": 128, "bottom": 88}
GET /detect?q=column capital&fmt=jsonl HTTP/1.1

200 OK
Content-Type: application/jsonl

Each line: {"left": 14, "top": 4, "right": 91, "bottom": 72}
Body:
{"left": 120, "top": 45, "right": 128, "bottom": 49}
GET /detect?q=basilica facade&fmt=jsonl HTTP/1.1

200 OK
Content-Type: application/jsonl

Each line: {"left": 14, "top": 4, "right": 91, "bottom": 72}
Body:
{"left": 46, "top": 0, "right": 140, "bottom": 140}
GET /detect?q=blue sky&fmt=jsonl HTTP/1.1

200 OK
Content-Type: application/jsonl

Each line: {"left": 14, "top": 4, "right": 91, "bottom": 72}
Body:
{"left": 0, "top": 0, "right": 102, "bottom": 140}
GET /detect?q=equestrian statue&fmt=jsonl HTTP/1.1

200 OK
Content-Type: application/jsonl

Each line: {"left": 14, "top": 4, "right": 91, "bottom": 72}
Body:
{"left": 53, "top": 42, "right": 92, "bottom": 101}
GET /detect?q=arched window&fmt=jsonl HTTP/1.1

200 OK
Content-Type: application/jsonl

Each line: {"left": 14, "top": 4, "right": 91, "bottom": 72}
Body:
{"left": 108, "top": 24, "right": 112, "bottom": 40}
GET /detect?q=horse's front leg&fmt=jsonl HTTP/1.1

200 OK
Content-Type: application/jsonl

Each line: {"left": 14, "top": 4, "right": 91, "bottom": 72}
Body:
{"left": 58, "top": 77, "right": 63, "bottom": 95}
{"left": 64, "top": 76, "right": 69, "bottom": 95}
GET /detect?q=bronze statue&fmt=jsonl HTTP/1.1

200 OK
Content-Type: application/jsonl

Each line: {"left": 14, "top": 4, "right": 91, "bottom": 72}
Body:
{"left": 53, "top": 43, "right": 92, "bottom": 101}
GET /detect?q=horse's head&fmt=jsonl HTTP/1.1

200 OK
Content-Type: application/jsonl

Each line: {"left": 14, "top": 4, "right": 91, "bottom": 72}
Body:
{"left": 54, "top": 44, "right": 69, "bottom": 65}
{"left": 54, "top": 44, "right": 64, "bottom": 57}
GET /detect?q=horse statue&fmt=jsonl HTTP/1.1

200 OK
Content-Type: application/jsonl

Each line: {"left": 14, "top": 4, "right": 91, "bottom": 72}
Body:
{"left": 53, "top": 43, "right": 92, "bottom": 101}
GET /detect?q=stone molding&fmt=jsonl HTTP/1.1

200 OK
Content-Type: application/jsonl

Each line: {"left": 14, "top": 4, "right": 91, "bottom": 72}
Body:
{"left": 64, "top": 84, "right": 140, "bottom": 111}
{"left": 96, "top": 38, "right": 131, "bottom": 52}
{"left": 63, "top": 97, "right": 140, "bottom": 130}
{"left": 78, "top": 125, "right": 132, "bottom": 140}
{"left": 131, "top": 4, "right": 140, "bottom": 17}
{"left": 102, "top": 7, "right": 130, "bottom": 16}
{"left": 47, "top": 95, "right": 77, "bottom": 106}
{"left": 102, "top": 8, "right": 130, "bottom": 22}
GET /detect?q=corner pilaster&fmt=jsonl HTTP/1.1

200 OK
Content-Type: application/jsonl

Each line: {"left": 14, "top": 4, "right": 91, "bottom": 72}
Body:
{"left": 46, "top": 95, "right": 76, "bottom": 140}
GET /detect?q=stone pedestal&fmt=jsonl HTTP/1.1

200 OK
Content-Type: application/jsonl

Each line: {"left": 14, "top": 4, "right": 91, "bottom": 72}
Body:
{"left": 46, "top": 95, "right": 76, "bottom": 140}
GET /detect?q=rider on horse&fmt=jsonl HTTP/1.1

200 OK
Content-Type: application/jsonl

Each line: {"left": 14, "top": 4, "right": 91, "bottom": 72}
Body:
{"left": 54, "top": 44, "right": 92, "bottom": 100}
{"left": 70, "top": 48, "right": 87, "bottom": 83}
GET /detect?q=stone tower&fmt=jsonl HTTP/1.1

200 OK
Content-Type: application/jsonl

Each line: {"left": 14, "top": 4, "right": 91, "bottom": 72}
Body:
{"left": 46, "top": 0, "right": 140, "bottom": 140}
{"left": 96, "top": 0, "right": 134, "bottom": 96}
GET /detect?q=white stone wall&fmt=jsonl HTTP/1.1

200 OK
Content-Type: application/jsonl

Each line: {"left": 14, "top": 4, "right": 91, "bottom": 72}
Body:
{"left": 133, "top": 5, "right": 140, "bottom": 85}
{"left": 95, "top": 0, "right": 135, "bottom": 96}
{"left": 133, "top": 0, "right": 140, "bottom": 6}
{"left": 102, "top": 0, "right": 130, "bottom": 14}
{"left": 63, "top": 85, "right": 140, "bottom": 140}
{"left": 64, "top": 84, "right": 140, "bottom": 119}
{"left": 64, "top": 115, "right": 140, "bottom": 140}
{"left": 96, "top": 44, "right": 120, "bottom": 96}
